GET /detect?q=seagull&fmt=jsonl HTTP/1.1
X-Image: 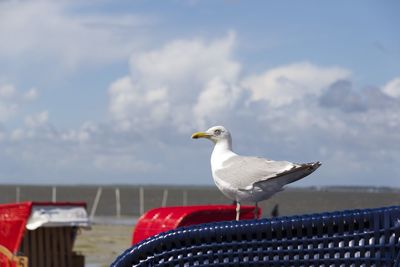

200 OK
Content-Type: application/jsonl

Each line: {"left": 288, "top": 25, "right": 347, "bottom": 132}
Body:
{"left": 192, "top": 125, "right": 321, "bottom": 221}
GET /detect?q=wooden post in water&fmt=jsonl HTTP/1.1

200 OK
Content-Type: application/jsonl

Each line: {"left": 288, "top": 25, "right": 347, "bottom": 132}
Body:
{"left": 161, "top": 189, "right": 168, "bottom": 207}
{"left": 16, "top": 186, "right": 20, "bottom": 202}
{"left": 90, "top": 187, "right": 102, "bottom": 219}
{"left": 115, "top": 187, "right": 121, "bottom": 218}
{"left": 139, "top": 187, "right": 144, "bottom": 215}
{"left": 52, "top": 186, "right": 57, "bottom": 202}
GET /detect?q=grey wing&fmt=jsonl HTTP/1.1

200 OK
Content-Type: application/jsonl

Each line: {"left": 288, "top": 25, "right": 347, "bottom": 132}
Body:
{"left": 214, "top": 156, "right": 296, "bottom": 190}
{"left": 253, "top": 161, "right": 322, "bottom": 191}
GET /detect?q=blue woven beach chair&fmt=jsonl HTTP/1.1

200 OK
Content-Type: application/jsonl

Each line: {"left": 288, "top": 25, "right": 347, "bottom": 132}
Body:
{"left": 112, "top": 206, "right": 400, "bottom": 266}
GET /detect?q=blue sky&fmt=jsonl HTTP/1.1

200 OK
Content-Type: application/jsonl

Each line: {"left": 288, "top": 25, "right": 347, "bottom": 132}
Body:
{"left": 0, "top": 0, "right": 399, "bottom": 187}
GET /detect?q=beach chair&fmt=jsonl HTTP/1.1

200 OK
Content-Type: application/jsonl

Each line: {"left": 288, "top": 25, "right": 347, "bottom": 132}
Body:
{"left": 132, "top": 205, "right": 260, "bottom": 244}
{"left": 112, "top": 206, "right": 400, "bottom": 266}
{"left": 0, "top": 202, "right": 90, "bottom": 267}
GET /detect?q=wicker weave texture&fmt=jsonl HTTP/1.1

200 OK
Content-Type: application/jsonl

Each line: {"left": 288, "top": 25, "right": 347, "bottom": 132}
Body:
{"left": 112, "top": 206, "right": 400, "bottom": 267}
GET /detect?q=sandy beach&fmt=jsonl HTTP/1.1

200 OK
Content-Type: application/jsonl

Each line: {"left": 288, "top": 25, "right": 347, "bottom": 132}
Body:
{"left": 74, "top": 223, "right": 135, "bottom": 267}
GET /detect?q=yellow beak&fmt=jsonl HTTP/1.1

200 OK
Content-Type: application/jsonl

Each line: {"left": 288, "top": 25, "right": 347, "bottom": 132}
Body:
{"left": 191, "top": 132, "right": 211, "bottom": 139}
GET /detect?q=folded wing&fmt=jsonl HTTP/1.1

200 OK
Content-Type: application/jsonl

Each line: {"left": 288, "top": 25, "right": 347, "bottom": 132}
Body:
{"left": 215, "top": 156, "right": 320, "bottom": 191}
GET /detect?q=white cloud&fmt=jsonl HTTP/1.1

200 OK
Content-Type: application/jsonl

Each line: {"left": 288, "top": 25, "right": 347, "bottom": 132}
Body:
{"left": 0, "top": 84, "right": 30, "bottom": 122}
{"left": 24, "top": 111, "right": 49, "bottom": 128}
{"left": 10, "top": 128, "right": 26, "bottom": 141}
{"left": 242, "top": 62, "right": 351, "bottom": 107}
{"left": 130, "top": 31, "right": 239, "bottom": 88}
{"left": 109, "top": 32, "right": 241, "bottom": 131}
{"left": 9, "top": 111, "right": 53, "bottom": 141}
{"left": 0, "top": 0, "right": 152, "bottom": 69}
{"left": 109, "top": 76, "right": 138, "bottom": 125}
{"left": 382, "top": 77, "right": 400, "bottom": 98}
{"left": 60, "top": 121, "right": 98, "bottom": 143}
{"left": 23, "top": 88, "right": 38, "bottom": 101}
{"left": 0, "top": 84, "right": 16, "bottom": 99}
{"left": 0, "top": 83, "right": 38, "bottom": 122}
{"left": 108, "top": 76, "right": 170, "bottom": 131}
{"left": 0, "top": 103, "right": 17, "bottom": 123}
{"left": 193, "top": 77, "right": 241, "bottom": 128}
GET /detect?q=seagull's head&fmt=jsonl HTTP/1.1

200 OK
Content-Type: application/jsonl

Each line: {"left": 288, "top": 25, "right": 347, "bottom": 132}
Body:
{"left": 191, "top": 125, "right": 231, "bottom": 144}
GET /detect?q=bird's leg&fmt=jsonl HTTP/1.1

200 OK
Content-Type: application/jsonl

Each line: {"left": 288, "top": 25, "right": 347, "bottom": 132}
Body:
{"left": 236, "top": 201, "right": 240, "bottom": 221}
{"left": 254, "top": 202, "right": 259, "bottom": 219}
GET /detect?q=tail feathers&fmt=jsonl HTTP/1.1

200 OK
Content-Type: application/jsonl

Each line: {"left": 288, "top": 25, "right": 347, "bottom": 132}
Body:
{"left": 303, "top": 161, "right": 322, "bottom": 171}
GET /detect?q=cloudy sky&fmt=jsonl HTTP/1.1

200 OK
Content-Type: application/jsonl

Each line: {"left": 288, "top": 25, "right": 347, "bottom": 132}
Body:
{"left": 0, "top": 0, "right": 399, "bottom": 187}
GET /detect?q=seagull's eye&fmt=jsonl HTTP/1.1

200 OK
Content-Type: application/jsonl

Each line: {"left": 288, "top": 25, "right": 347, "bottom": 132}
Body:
{"left": 214, "top": 129, "right": 221, "bottom": 136}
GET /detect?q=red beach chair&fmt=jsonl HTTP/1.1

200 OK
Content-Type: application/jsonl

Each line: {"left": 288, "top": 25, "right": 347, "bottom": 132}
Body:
{"left": 132, "top": 205, "right": 261, "bottom": 244}
{"left": 0, "top": 202, "right": 89, "bottom": 267}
